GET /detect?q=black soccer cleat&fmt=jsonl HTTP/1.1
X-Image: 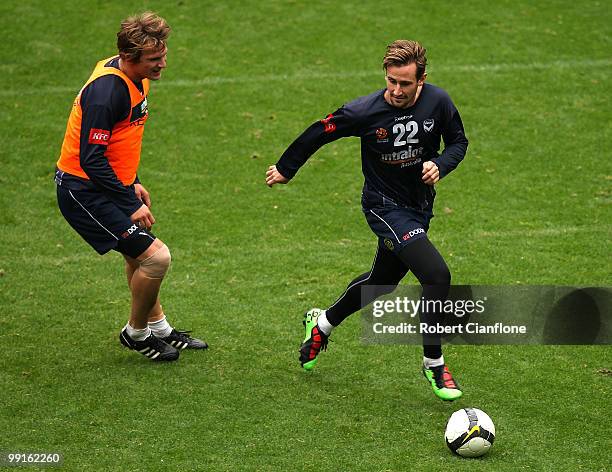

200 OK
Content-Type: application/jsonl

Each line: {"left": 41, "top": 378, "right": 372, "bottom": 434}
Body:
{"left": 119, "top": 328, "right": 180, "bottom": 361}
{"left": 160, "top": 329, "right": 208, "bottom": 350}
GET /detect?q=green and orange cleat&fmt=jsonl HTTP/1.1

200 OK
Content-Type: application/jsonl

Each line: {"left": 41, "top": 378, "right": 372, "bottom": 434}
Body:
{"left": 423, "top": 364, "right": 463, "bottom": 401}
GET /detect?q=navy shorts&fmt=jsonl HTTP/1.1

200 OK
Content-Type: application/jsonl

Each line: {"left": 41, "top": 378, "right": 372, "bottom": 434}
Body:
{"left": 56, "top": 184, "right": 156, "bottom": 258}
{"left": 362, "top": 187, "right": 432, "bottom": 254}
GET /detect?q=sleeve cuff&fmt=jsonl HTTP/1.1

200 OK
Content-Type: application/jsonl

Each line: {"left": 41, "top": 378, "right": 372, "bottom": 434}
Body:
{"left": 275, "top": 163, "right": 295, "bottom": 181}
{"left": 430, "top": 158, "right": 448, "bottom": 179}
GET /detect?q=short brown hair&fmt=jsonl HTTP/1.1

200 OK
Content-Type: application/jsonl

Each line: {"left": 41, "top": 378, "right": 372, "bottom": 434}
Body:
{"left": 382, "top": 40, "right": 427, "bottom": 80}
{"left": 117, "top": 12, "right": 170, "bottom": 63}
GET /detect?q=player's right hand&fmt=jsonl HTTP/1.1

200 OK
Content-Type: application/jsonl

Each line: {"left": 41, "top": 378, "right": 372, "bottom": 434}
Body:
{"left": 130, "top": 204, "right": 155, "bottom": 230}
{"left": 266, "top": 165, "right": 289, "bottom": 187}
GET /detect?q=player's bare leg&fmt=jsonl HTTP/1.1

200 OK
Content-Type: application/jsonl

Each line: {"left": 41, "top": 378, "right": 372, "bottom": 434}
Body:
{"left": 123, "top": 241, "right": 208, "bottom": 350}
{"left": 124, "top": 255, "right": 164, "bottom": 323}
{"left": 119, "top": 239, "right": 180, "bottom": 360}
{"left": 128, "top": 239, "right": 167, "bottom": 328}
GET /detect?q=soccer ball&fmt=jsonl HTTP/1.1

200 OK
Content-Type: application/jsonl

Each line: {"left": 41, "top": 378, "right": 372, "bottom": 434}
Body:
{"left": 444, "top": 408, "right": 496, "bottom": 457}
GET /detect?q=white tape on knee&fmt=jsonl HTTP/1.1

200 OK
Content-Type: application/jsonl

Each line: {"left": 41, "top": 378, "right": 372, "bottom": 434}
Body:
{"left": 139, "top": 244, "right": 171, "bottom": 279}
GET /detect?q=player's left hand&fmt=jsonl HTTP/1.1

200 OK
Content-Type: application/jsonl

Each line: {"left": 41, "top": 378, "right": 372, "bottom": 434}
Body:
{"left": 134, "top": 183, "right": 152, "bottom": 207}
{"left": 422, "top": 161, "right": 440, "bottom": 185}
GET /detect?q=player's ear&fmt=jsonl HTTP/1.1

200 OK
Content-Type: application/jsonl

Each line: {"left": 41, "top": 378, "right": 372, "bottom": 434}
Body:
{"left": 419, "top": 72, "right": 427, "bottom": 85}
{"left": 119, "top": 51, "right": 138, "bottom": 64}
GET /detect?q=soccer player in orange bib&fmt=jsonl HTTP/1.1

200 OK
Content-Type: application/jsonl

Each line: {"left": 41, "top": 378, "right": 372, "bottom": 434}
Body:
{"left": 56, "top": 12, "right": 207, "bottom": 361}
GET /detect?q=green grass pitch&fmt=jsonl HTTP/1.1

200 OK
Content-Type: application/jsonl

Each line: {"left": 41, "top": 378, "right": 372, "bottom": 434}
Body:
{"left": 0, "top": 0, "right": 610, "bottom": 470}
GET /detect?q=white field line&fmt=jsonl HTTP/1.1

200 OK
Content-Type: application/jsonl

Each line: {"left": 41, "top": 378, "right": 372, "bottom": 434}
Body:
{"left": 2, "top": 58, "right": 611, "bottom": 97}
{"left": 475, "top": 225, "right": 611, "bottom": 238}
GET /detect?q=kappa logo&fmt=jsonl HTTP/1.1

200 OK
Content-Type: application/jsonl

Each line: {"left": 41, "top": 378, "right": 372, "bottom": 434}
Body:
{"left": 321, "top": 114, "right": 336, "bottom": 133}
{"left": 376, "top": 128, "right": 388, "bottom": 139}
{"left": 423, "top": 118, "right": 435, "bottom": 132}
{"left": 402, "top": 228, "right": 425, "bottom": 240}
{"left": 88, "top": 128, "right": 110, "bottom": 145}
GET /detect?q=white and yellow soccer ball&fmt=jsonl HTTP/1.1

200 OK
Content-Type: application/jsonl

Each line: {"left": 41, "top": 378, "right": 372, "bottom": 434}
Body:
{"left": 445, "top": 408, "right": 496, "bottom": 457}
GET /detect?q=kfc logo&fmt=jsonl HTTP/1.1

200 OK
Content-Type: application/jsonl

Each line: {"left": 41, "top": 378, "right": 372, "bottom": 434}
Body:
{"left": 88, "top": 128, "right": 110, "bottom": 145}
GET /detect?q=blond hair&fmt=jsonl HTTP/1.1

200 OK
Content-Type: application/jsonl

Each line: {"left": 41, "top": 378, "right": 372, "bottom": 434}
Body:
{"left": 117, "top": 12, "right": 170, "bottom": 62}
{"left": 382, "top": 40, "right": 427, "bottom": 80}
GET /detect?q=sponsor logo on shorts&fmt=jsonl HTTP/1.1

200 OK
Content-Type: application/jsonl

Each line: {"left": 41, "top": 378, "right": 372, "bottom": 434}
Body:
{"left": 88, "top": 128, "right": 111, "bottom": 145}
{"left": 402, "top": 228, "right": 425, "bottom": 240}
{"left": 321, "top": 114, "right": 336, "bottom": 133}
{"left": 384, "top": 238, "right": 395, "bottom": 251}
{"left": 121, "top": 224, "right": 138, "bottom": 239}
{"left": 423, "top": 118, "right": 434, "bottom": 132}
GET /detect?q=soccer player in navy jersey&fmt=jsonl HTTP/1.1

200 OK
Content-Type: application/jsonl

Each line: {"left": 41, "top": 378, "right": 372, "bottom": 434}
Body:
{"left": 266, "top": 40, "right": 467, "bottom": 400}
{"left": 56, "top": 12, "right": 206, "bottom": 361}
